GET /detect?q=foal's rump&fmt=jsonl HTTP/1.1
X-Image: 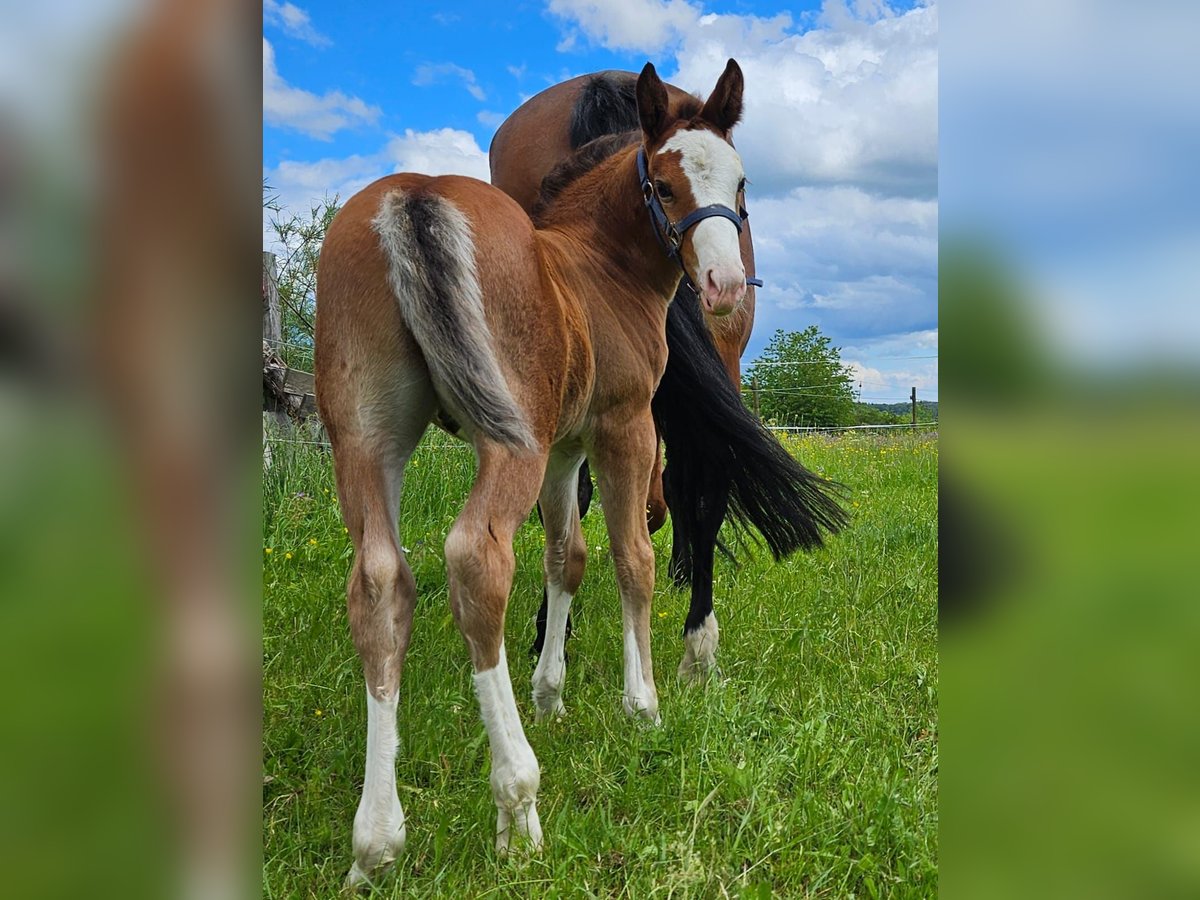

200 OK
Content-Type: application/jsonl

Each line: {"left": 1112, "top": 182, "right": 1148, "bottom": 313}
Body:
{"left": 318, "top": 174, "right": 549, "bottom": 451}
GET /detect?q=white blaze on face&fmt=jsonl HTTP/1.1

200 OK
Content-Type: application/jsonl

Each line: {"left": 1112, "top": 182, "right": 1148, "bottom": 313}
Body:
{"left": 660, "top": 129, "right": 746, "bottom": 314}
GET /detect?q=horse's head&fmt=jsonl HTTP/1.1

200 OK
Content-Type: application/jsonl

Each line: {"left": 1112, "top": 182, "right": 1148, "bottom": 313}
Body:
{"left": 637, "top": 59, "right": 747, "bottom": 317}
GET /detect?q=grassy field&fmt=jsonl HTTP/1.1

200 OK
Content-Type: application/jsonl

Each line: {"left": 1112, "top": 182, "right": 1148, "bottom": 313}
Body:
{"left": 263, "top": 429, "right": 938, "bottom": 898}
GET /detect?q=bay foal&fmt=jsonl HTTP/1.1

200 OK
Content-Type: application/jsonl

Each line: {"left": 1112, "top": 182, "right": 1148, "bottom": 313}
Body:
{"left": 315, "top": 60, "right": 749, "bottom": 884}
{"left": 492, "top": 71, "right": 847, "bottom": 682}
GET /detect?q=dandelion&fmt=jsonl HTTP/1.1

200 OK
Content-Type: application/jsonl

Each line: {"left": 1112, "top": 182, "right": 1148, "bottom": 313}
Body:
{"left": 314, "top": 708, "right": 324, "bottom": 718}
{"left": 308, "top": 538, "right": 318, "bottom": 546}
{"left": 264, "top": 547, "right": 273, "bottom": 555}
{"left": 658, "top": 611, "right": 668, "bottom": 619}
{"left": 285, "top": 552, "right": 293, "bottom": 560}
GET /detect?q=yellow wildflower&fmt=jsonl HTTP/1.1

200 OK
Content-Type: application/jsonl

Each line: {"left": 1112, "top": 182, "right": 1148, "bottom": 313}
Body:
{"left": 264, "top": 548, "right": 273, "bottom": 555}
{"left": 284, "top": 552, "right": 293, "bottom": 560}
{"left": 308, "top": 538, "right": 318, "bottom": 546}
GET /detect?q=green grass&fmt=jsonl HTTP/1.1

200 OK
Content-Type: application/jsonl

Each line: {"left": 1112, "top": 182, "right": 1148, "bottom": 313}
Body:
{"left": 263, "top": 430, "right": 938, "bottom": 898}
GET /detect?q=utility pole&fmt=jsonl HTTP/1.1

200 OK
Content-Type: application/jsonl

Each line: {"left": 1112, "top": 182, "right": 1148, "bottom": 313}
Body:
{"left": 752, "top": 375, "right": 761, "bottom": 419}
{"left": 911, "top": 386, "right": 917, "bottom": 429}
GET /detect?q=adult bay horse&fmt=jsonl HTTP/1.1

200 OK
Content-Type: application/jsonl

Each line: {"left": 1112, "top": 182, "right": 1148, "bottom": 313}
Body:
{"left": 491, "top": 70, "right": 848, "bottom": 678}
{"left": 316, "top": 61, "right": 751, "bottom": 884}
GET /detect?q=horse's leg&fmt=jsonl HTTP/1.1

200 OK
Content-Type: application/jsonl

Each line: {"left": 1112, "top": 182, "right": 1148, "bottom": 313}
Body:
{"left": 531, "top": 451, "right": 588, "bottom": 721}
{"left": 646, "top": 435, "right": 669, "bottom": 533}
{"left": 331, "top": 391, "right": 433, "bottom": 887}
{"left": 445, "top": 442, "right": 548, "bottom": 852}
{"left": 590, "top": 412, "right": 660, "bottom": 723}
{"left": 531, "top": 459, "right": 589, "bottom": 658}
{"left": 678, "top": 495, "right": 726, "bottom": 680}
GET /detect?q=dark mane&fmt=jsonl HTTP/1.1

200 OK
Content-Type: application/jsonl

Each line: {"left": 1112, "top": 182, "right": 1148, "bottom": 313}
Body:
{"left": 531, "top": 132, "right": 637, "bottom": 222}
{"left": 534, "top": 75, "right": 707, "bottom": 223}
{"left": 569, "top": 72, "right": 640, "bottom": 148}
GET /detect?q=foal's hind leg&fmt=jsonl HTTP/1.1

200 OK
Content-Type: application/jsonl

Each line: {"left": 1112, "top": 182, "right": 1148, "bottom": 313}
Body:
{"left": 445, "top": 442, "right": 548, "bottom": 852}
{"left": 334, "top": 423, "right": 429, "bottom": 887}
{"left": 531, "top": 451, "right": 587, "bottom": 721}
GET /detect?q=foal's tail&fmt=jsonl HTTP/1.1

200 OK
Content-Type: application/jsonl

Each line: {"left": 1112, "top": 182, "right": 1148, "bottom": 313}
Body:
{"left": 653, "top": 289, "right": 849, "bottom": 585}
{"left": 373, "top": 190, "right": 536, "bottom": 450}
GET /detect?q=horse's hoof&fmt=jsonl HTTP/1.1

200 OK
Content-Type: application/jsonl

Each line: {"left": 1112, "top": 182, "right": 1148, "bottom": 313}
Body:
{"left": 496, "top": 800, "right": 543, "bottom": 855}
{"left": 533, "top": 698, "right": 566, "bottom": 722}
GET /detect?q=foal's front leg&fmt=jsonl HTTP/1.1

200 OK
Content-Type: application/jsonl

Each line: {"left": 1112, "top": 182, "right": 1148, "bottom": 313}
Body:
{"left": 591, "top": 413, "right": 661, "bottom": 723}
{"left": 531, "top": 451, "right": 588, "bottom": 721}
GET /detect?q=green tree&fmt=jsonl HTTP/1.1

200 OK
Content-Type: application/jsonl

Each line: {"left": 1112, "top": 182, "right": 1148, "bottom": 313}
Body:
{"left": 744, "top": 326, "right": 856, "bottom": 427}
{"left": 263, "top": 181, "right": 340, "bottom": 372}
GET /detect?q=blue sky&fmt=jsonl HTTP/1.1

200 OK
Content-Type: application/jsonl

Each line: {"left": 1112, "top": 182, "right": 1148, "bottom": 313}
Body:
{"left": 264, "top": 0, "right": 937, "bottom": 402}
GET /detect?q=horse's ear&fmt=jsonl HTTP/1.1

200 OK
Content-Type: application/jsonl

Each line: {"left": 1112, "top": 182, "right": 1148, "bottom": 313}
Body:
{"left": 700, "top": 59, "right": 744, "bottom": 133}
{"left": 636, "top": 62, "right": 671, "bottom": 143}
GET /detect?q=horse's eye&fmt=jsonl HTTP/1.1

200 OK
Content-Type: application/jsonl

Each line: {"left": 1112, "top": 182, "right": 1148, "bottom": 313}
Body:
{"left": 655, "top": 181, "right": 674, "bottom": 201}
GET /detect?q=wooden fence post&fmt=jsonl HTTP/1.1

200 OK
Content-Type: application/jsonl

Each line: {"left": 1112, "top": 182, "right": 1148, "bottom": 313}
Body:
{"left": 263, "top": 251, "right": 281, "bottom": 347}
{"left": 911, "top": 386, "right": 917, "bottom": 430}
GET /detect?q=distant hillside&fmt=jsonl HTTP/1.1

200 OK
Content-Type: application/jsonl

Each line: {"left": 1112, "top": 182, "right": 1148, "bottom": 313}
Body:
{"left": 870, "top": 400, "right": 938, "bottom": 419}
{"left": 852, "top": 401, "right": 939, "bottom": 425}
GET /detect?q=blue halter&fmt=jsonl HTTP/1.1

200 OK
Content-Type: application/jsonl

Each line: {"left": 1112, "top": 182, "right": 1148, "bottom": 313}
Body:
{"left": 636, "top": 146, "right": 764, "bottom": 292}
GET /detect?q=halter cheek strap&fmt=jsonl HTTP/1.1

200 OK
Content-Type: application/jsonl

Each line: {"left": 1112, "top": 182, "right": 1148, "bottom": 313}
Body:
{"left": 637, "top": 146, "right": 763, "bottom": 291}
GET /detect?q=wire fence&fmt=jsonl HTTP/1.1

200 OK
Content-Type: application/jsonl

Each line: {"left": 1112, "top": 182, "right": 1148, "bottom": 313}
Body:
{"left": 768, "top": 421, "right": 938, "bottom": 433}
{"left": 263, "top": 419, "right": 939, "bottom": 452}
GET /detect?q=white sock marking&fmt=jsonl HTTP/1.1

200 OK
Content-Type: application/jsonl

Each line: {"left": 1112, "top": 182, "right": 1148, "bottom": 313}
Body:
{"left": 679, "top": 611, "right": 720, "bottom": 680}
{"left": 532, "top": 582, "right": 572, "bottom": 720}
{"left": 347, "top": 685, "right": 406, "bottom": 886}
{"left": 475, "top": 643, "right": 543, "bottom": 852}
{"left": 622, "top": 625, "right": 658, "bottom": 723}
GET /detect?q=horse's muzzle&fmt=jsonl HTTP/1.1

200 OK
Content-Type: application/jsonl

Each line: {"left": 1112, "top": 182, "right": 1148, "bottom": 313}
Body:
{"left": 701, "top": 265, "right": 747, "bottom": 316}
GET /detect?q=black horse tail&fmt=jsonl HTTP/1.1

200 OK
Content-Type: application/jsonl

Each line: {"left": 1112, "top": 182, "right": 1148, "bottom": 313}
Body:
{"left": 652, "top": 288, "right": 850, "bottom": 586}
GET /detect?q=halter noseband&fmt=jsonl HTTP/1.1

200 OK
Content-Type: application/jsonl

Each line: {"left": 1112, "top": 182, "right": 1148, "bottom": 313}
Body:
{"left": 637, "top": 146, "right": 764, "bottom": 292}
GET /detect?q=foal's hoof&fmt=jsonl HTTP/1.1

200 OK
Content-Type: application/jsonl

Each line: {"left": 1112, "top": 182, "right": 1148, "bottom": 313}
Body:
{"left": 495, "top": 801, "right": 544, "bottom": 855}
{"left": 345, "top": 846, "right": 401, "bottom": 893}
{"left": 622, "top": 695, "right": 662, "bottom": 726}
{"left": 533, "top": 698, "right": 566, "bottom": 723}
{"left": 345, "top": 814, "right": 405, "bottom": 891}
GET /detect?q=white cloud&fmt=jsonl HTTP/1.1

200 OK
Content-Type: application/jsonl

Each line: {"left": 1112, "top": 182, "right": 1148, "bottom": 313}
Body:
{"left": 263, "top": 0, "right": 330, "bottom": 48}
{"left": 264, "top": 127, "right": 490, "bottom": 249}
{"left": 670, "top": 1, "right": 937, "bottom": 197}
{"left": 263, "top": 38, "right": 380, "bottom": 140}
{"left": 477, "top": 110, "right": 506, "bottom": 128}
{"left": 546, "top": 1, "right": 935, "bottom": 195}
{"left": 383, "top": 128, "right": 490, "bottom": 180}
{"left": 545, "top": 0, "right": 937, "bottom": 387}
{"left": 547, "top": 0, "right": 703, "bottom": 53}
{"left": 413, "top": 63, "right": 487, "bottom": 101}
{"left": 742, "top": 183, "right": 936, "bottom": 361}
{"left": 844, "top": 355, "right": 939, "bottom": 402}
